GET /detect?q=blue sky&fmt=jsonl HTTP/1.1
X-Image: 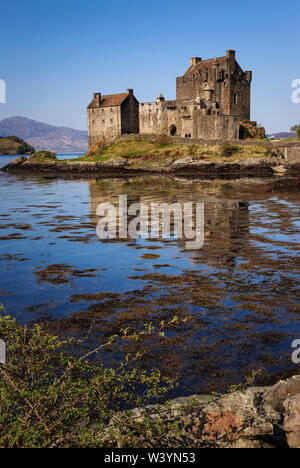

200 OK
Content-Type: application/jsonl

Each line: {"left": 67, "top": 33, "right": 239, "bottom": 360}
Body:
{"left": 1, "top": 0, "right": 299, "bottom": 133}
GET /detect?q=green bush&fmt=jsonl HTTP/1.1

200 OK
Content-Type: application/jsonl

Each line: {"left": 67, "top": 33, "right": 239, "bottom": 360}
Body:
{"left": 291, "top": 125, "right": 300, "bottom": 138}
{"left": 16, "top": 142, "right": 35, "bottom": 155}
{"left": 0, "top": 311, "right": 180, "bottom": 448}
{"left": 220, "top": 142, "right": 240, "bottom": 158}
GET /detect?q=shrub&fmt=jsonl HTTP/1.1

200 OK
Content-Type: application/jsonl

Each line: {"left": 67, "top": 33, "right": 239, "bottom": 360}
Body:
{"left": 155, "top": 135, "right": 171, "bottom": 147}
{"left": 239, "top": 121, "right": 266, "bottom": 140}
{"left": 86, "top": 140, "right": 107, "bottom": 157}
{"left": 0, "top": 311, "right": 182, "bottom": 448}
{"left": 16, "top": 142, "right": 35, "bottom": 155}
{"left": 220, "top": 142, "right": 240, "bottom": 158}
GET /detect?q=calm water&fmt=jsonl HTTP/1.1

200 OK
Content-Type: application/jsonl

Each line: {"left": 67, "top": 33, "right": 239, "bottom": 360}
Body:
{"left": 0, "top": 154, "right": 299, "bottom": 395}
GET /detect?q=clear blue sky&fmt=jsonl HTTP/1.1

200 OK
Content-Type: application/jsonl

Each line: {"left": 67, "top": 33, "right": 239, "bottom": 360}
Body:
{"left": 1, "top": 0, "right": 299, "bottom": 133}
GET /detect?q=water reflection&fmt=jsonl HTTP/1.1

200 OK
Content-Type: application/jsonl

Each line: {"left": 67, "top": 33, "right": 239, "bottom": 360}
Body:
{"left": 0, "top": 165, "right": 299, "bottom": 395}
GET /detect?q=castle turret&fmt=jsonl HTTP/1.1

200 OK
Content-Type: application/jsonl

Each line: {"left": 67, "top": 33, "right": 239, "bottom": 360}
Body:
{"left": 157, "top": 93, "right": 165, "bottom": 103}
{"left": 203, "top": 83, "right": 214, "bottom": 101}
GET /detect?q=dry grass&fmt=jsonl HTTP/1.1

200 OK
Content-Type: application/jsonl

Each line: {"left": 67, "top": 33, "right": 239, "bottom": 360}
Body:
{"left": 69, "top": 139, "right": 269, "bottom": 166}
{"left": 0, "top": 138, "right": 19, "bottom": 154}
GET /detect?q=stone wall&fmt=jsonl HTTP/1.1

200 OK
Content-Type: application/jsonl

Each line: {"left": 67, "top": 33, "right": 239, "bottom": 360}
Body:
{"left": 192, "top": 113, "right": 240, "bottom": 140}
{"left": 88, "top": 106, "right": 121, "bottom": 148}
{"left": 117, "top": 133, "right": 265, "bottom": 147}
{"left": 139, "top": 100, "right": 239, "bottom": 141}
{"left": 272, "top": 141, "right": 300, "bottom": 163}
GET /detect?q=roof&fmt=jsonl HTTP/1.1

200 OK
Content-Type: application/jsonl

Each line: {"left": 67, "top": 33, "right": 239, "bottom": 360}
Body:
{"left": 88, "top": 93, "right": 128, "bottom": 109}
{"left": 184, "top": 56, "right": 228, "bottom": 76}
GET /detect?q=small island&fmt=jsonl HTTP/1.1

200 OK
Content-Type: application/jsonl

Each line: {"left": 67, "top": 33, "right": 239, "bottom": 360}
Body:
{"left": 2, "top": 137, "right": 300, "bottom": 178}
{"left": 0, "top": 135, "right": 35, "bottom": 155}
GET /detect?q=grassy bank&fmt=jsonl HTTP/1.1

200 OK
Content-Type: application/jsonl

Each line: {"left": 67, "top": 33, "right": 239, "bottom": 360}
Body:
{"left": 71, "top": 138, "right": 272, "bottom": 167}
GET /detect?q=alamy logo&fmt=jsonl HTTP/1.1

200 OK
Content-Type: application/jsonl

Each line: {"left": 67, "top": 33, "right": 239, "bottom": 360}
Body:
{"left": 0, "top": 79, "right": 6, "bottom": 104}
{"left": 292, "top": 339, "right": 300, "bottom": 364}
{"left": 96, "top": 195, "right": 205, "bottom": 250}
{"left": 0, "top": 339, "right": 6, "bottom": 364}
{"left": 292, "top": 79, "right": 300, "bottom": 104}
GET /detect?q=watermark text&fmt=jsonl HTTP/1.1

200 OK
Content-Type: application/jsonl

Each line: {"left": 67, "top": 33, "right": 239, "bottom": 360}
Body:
{"left": 0, "top": 79, "right": 6, "bottom": 104}
{"left": 96, "top": 195, "right": 205, "bottom": 250}
{"left": 292, "top": 79, "right": 300, "bottom": 104}
{"left": 0, "top": 339, "right": 6, "bottom": 364}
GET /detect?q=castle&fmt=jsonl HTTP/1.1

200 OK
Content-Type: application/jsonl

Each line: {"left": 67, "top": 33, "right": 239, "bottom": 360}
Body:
{"left": 87, "top": 50, "right": 252, "bottom": 148}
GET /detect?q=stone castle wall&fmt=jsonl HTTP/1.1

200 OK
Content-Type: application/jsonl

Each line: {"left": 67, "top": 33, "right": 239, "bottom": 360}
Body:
{"left": 139, "top": 100, "right": 239, "bottom": 140}
{"left": 88, "top": 106, "right": 121, "bottom": 148}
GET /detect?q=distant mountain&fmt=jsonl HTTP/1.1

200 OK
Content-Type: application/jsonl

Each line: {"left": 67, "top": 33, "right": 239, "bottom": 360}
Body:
{"left": 267, "top": 131, "right": 296, "bottom": 140}
{"left": 0, "top": 117, "right": 88, "bottom": 153}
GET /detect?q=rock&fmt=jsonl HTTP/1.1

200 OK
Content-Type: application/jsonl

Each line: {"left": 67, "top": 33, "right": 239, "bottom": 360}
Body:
{"left": 242, "top": 157, "right": 266, "bottom": 167}
{"left": 101, "top": 388, "right": 284, "bottom": 448}
{"left": 283, "top": 395, "right": 300, "bottom": 448}
{"left": 5, "top": 156, "right": 27, "bottom": 168}
{"left": 102, "top": 158, "right": 130, "bottom": 167}
{"left": 272, "top": 165, "right": 287, "bottom": 174}
{"left": 264, "top": 375, "right": 300, "bottom": 413}
{"left": 171, "top": 157, "right": 196, "bottom": 167}
{"left": 199, "top": 388, "right": 283, "bottom": 448}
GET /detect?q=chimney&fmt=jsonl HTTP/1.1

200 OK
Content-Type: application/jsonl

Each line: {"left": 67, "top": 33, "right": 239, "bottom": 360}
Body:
{"left": 246, "top": 70, "right": 252, "bottom": 83}
{"left": 127, "top": 89, "right": 133, "bottom": 95}
{"left": 190, "top": 57, "right": 202, "bottom": 66}
{"left": 226, "top": 50, "right": 236, "bottom": 69}
{"left": 93, "top": 93, "right": 101, "bottom": 106}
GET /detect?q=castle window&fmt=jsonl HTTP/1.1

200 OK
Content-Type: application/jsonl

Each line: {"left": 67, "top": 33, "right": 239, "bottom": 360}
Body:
{"left": 234, "top": 93, "right": 238, "bottom": 104}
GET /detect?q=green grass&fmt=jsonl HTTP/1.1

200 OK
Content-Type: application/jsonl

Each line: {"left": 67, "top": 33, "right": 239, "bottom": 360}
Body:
{"left": 64, "top": 139, "right": 270, "bottom": 166}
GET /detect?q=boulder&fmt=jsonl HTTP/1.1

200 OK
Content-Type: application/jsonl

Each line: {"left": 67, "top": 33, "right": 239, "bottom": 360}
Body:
{"left": 5, "top": 156, "right": 27, "bottom": 168}
{"left": 272, "top": 165, "right": 287, "bottom": 174}
{"left": 102, "top": 158, "right": 131, "bottom": 167}
{"left": 283, "top": 395, "right": 300, "bottom": 448}
{"left": 101, "top": 388, "right": 284, "bottom": 448}
{"left": 264, "top": 375, "right": 300, "bottom": 413}
{"left": 199, "top": 388, "right": 283, "bottom": 448}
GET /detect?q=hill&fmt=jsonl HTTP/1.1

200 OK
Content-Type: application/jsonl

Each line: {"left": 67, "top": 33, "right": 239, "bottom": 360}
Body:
{"left": 0, "top": 136, "right": 35, "bottom": 155}
{"left": 268, "top": 131, "right": 296, "bottom": 140}
{"left": 0, "top": 117, "right": 88, "bottom": 153}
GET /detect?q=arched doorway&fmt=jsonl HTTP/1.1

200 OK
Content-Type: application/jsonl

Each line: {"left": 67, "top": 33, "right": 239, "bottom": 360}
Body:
{"left": 170, "top": 125, "right": 177, "bottom": 136}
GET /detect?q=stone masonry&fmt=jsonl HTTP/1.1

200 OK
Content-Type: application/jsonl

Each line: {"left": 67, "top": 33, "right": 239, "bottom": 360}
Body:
{"left": 87, "top": 50, "right": 252, "bottom": 149}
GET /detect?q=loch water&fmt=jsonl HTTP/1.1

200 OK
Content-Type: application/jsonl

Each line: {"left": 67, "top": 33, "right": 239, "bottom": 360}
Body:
{"left": 0, "top": 154, "right": 299, "bottom": 394}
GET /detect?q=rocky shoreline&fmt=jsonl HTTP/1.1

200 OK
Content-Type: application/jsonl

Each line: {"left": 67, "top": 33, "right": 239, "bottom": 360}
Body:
{"left": 2, "top": 154, "right": 300, "bottom": 178}
{"left": 104, "top": 376, "right": 300, "bottom": 448}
